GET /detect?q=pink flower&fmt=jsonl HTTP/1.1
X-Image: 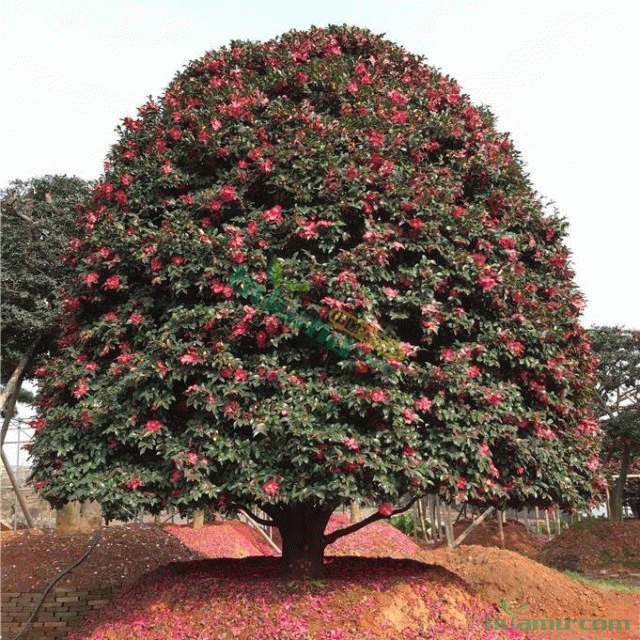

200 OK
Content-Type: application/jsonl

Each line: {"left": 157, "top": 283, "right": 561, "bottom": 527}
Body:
{"left": 264, "top": 315, "right": 280, "bottom": 335}
{"left": 120, "top": 174, "right": 134, "bottom": 187}
{"left": 128, "top": 312, "right": 144, "bottom": 325}
{"left": 179, "top": 352, "right": 200, "bottom": 365}
{"left": 387, "top": 89, "right": 407, "bottom": 105}
{"left": 219, "top": 185, "right": 237, "bottom": 202}
{"left": 486, "top": 390, "right": 503, "bottom": 405}
{"left": 378, "top": 502, "right": 394, "bottom": 517}
{"left": 478, "top": 271, "right": 498, "bottom": 292}
{"left": 507, "top": 340, "right": 525, "bottom": 357}
{"left": 30, "top": 417, "right": 47, "bottom": 431}
{"left": 145, "top": 419, "right": 163, "bottom": 433}
{"left": 370, "top": 388, "right": 388, "bottom": 403}
{"left": 415, "top": 396, "right": 432, "bottom": 412}
{"left": 586, "top": 455, "right": 600, "bottom": 472}
{"left": 366, "top": 130, "right": 385, "bottom": 148}
{"left": 343, "top": 436, "right": 360, "bottom": 452}
{"left": 126, "top": 477, "right": 143, "bottom": 490}
{"left": 402, "top": 408, "right": 418, "bottom": 423}
{"left": 262, "top": 204, "right": 283, "bottom": 224}
{"left": 467, "top": 365, "right": 481, "bottom": 378}
{"left": 103, "top": 275, "right": 121, "bottom": 290}
{"left": 82, "top": 272, "right": 99, "bottom": 286}
{"left": 72, "top": 379, "right": 89, "bottom": 398}
{"left": 263, "top": 479, "right": 279, "bottom": 496}
{"left": 499, "top": 235, "right": 516, "bottom": 249}
{"left": 234, "top": 368, "right": 248, "bottom": 381}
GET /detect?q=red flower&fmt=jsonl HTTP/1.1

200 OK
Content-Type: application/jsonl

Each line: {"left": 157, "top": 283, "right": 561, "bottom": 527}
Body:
{"left": 343, "top": 436, "right": 360, "bottom": 452}
{"left": 126, "top": 477, "right": 143, "bottom": 490}
{"left": 467, "top": 365, "right": 481, "bottom": 378}
{"left": 402, "top": 408, "right": 418, "bottom": 423}
{"left": 486, "top": 390, "right": 503, "bottom": 405}
{"left": 219, "top": 185, "right": 237, "bottom": 202}
{"left": 387, "top": 89, "right": 407, "bottom": 105}
{"left": 128, "top": 312, "right": 144, "bottom": 325}
{"left": 82, "top": 272, "right": 99, "bottom": 286}
{"left": 72, "top": 379, "right": 90, "bottom": 398}
{"left": 263, "top": 479, "right": 279, "bottom": 496}
{"left": 370, "top": 388, "right": 388, "bottom": 403}
{"left": 179, "top": 352, "right": 200, "bottom": 365}
{"left": 478, "top": 271, "right": 498, "bottom": 292}
{"left": 262, "top": 204, "right": 283, "bottom": 224}
{"left": 168, "top": 127, "right": 182, "bottom": 141}
{"left": 145, "top": 419, "right": 163, "bottom": 433}
{"left": 103, "top": 275, "right": 121, "bottom": 290}
{"left": 378, "top": 502, "right": 394, "bottom": 517}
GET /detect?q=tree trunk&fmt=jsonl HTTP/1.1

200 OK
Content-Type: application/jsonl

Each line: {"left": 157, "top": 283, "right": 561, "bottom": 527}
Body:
{"left": 271, "top": 503, "right": 333, "bottom": 579}
{"left": 610, "top": 446, "right": 631, "bottom": 522}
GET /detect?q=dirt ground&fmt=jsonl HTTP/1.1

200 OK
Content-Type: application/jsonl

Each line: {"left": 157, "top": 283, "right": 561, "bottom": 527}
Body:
{"left": 2, "top": 517, "right": 639, "bottom": 640}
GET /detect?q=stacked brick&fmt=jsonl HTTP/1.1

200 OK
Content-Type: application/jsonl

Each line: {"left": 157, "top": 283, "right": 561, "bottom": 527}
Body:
{"left": 1, "top": 586, "right": 118, "bottom": 639}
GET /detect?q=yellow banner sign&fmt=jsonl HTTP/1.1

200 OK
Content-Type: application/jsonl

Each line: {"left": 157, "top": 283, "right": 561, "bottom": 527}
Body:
{"left": 328, "top": 308, "right": 405, "bottom": 360}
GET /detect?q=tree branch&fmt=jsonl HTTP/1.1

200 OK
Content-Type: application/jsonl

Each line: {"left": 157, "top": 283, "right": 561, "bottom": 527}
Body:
{"left": 0, "top": 338, "right": 39, "bottom": 414}
{"left": 324, "top": 497, "right": 419, "bottom": 546}
{"left": 236, "top": 504, "right": 276, "bottom": 527}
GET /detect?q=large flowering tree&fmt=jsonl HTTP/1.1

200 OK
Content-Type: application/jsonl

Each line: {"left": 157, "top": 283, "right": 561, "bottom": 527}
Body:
{"left": 29, "top": 26, "right": 604, "bottom": 577}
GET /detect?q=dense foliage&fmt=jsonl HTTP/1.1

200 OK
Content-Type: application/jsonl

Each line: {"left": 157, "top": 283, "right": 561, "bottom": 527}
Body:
{"left": 589, "top": 326, "right": 640, "bottom": 519}
{"left": 28, "top": 26, "right": 603, "bottom": 571}
{"left": 1, "top": 175, "right": 93, "bottom": 386}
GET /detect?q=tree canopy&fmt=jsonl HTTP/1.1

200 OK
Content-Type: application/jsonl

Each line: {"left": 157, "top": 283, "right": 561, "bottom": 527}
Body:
{"left": 27, "top": 26, "right": 604, "bottom": 576}
{"left": 589, "top": 326, "right": 640, "bottom": 520}
{"left": 1, "top": 175, "right": 93, "bottom": 388}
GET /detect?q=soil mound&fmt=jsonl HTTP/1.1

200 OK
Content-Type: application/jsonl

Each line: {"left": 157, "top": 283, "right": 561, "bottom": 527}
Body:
{"left": 436, "top": 518, "right": 547, "bottom": 555}
{"left": 165, "top": 521, "right": 280, "bottom": 558}
{"left": 535, "top": 519, "right": 640, "bottom": 575}
{"left": 0, "top": 524, "right": 204, "bottom": 592}
{"left": 325, "top": 513, "right": 423, "bottom": 558}
{"left": 423, "top": 544, "right": 604, "bottom": 619}
{"left": 69, "top": 556, "right": 528, "bottom": 640}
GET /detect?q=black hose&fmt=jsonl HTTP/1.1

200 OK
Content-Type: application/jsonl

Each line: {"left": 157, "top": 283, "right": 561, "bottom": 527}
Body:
{"left": 11, "top": 527, "right": 104, "bottom": 640}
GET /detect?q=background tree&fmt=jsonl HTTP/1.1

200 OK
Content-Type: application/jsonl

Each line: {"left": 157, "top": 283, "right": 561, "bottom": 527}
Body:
{"left": 28, "top": 26, "right": 604, "bottom": 578}
{"left": 589, "top": 326, "right": 640, "bottom": 521}
{"left": 1, "top": 175, "right": 93, "bottom": 411}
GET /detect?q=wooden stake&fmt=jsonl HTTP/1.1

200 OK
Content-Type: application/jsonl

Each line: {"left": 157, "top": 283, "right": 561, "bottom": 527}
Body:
{"left": 496, "top": 509, "right": 505, "bottom": 548}
{"left": 451, "top": 506, "right": 495, "bottom": 548}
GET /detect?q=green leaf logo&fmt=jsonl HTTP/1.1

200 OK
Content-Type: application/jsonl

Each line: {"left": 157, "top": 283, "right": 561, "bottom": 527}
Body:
{"left": 269, "top": 256, "right": 284, "bottom": 289}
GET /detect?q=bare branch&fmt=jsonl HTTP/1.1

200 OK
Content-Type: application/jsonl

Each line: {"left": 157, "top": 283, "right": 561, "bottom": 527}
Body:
{"left": 236, "top": 504, "right": 275, "bottom": 527}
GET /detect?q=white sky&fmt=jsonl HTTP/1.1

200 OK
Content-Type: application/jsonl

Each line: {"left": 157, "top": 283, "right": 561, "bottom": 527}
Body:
{"left": 1, "top": 0, "right": 638, "bottom": 330}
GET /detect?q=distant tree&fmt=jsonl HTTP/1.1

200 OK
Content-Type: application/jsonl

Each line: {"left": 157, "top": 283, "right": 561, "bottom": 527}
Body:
{"left": 28, "top": 26, "right": 604, "bottom": 578}
{"left": 1, "top": 175, "right": 93, "bottom": 412}
{"left": 589, "top": 326, "right": 640, "bottom": 520}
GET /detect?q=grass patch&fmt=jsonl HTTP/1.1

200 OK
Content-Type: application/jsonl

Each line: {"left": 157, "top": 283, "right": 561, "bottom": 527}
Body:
{"left": 563, "top": 570, "right": 640, "bottom": 593}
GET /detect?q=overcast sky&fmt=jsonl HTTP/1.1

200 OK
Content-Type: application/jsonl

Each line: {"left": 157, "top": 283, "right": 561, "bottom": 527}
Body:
{"left": 2, "top": 0, "right": 638, "bottom": 331}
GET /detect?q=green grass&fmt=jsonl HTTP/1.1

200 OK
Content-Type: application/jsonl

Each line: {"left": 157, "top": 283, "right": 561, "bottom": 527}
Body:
{"left": 563, "top": 570, "right": 640, "bottom": 593}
